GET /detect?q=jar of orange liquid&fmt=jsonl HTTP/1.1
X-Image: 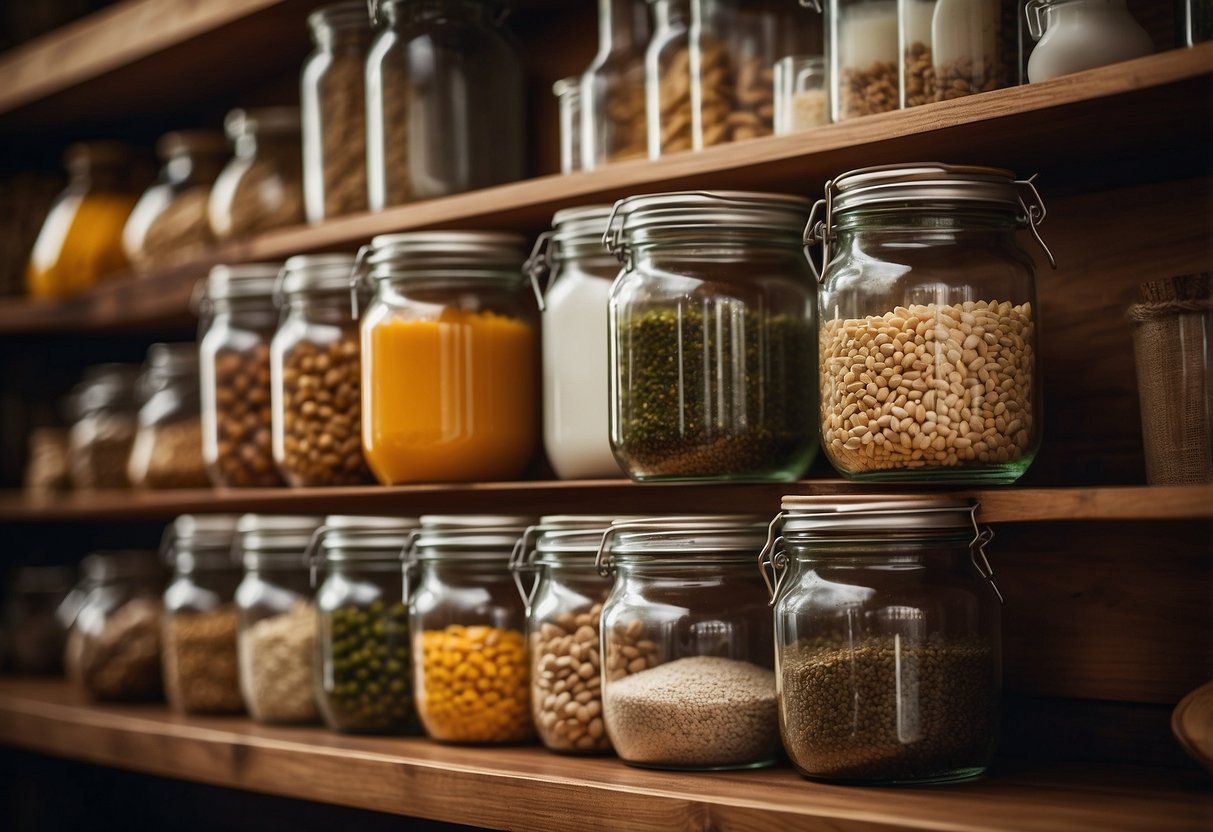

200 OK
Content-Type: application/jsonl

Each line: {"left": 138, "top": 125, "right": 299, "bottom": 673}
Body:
{"left": 358, "top": 232, "right": 538, "bottom": 484}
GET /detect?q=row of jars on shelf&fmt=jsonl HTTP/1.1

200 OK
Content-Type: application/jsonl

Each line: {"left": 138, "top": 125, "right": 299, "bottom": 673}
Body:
{"left": 56, "top": 503, "right": 1003, "bottom": 784}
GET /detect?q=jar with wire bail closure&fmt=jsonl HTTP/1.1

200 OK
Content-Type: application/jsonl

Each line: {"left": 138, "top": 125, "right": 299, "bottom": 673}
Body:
{"left": 760, "top": 495, "right": 1003, "bottom": 783}
{"left": 357, "top": 232, "right": 538, "bottom": 484}
{"left": 806, "top": 163, "right": 1054, "bottom": 484}
{"left": 606, "top": 191, "right": 818, "bottom": 482}
{"left": 597, "top": 515, "right": 780, "bottom": 770}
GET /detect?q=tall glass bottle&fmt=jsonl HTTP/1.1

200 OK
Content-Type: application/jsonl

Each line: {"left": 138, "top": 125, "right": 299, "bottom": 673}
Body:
{"left": 581, "top": 0, "right": 651, "bottom": 168}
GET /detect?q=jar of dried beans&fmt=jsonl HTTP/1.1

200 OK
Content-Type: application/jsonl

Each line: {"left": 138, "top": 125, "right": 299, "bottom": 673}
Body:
{"left": 271, "top": 254, "right": 373, "bottom": 487}
{"left": 597, "top": 516, "right": 779, "bottom": 770}
{"left": 899, "top": 0, "right": 1021, "bottom": 109}
{"left": 580, "top": 0, "right": 650, "bottom": 167}
{"left": 605, "top": 191, "right": 817, "bottom": 481}
{"left": 806, "top": 163, "right": 1053, "bottom": 483}
{"left": 760, "top": 495, "right": 1003, "bottom": 783}
{"left": 208, "top": 108, "right": 305, "bottom": 242}
{"left": 127, "top": 343, "right": 210, "bottom": 489}
{"left": 645, "top": 0, "right": 691, "bottom": 157}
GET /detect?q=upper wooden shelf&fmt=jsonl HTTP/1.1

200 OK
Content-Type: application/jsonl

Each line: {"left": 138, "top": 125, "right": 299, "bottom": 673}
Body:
{"left": 0, "top": 679, "right": 1206, "bottom": 832}
{"left": 0, "top": 482, "right": 1209, "bottom": 523}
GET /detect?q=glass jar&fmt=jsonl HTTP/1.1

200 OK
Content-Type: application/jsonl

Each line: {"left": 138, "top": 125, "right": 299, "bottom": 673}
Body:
{"left": 1024, "top": 0, "right": 1152, "bottom": 83}
{"left": 161, "top": 514, "right": 244, "bottom": 715}
{"left": 816, "top": 0, "right": 901, "bottom": 120}
{"left": 127, "top": 343, "right": 209, "bottom": 489}
{"left": 358, "top": 232, "right": 538, "bottom": 484}
{"left": 760, "top": 495, "right": 1003, "bottom": 783}
{"left": 527, "top": 206, "right": 622, "bottom": 480}
{"left": 409, "top": 515, "right": 535, "bottom": 744}
{"left": 645, "top": 0, "right": 692, "bottom": 157}
{"left": 581, "top": 0, "right": 650, "bottom": 167}
{"left": 3, "top": 566, "right": 74, "bottom": 675}
{"left": 510, "top": 515, "right": 620, "bottom": 754}
{"left": 807, "top": 163, "right": 1053, "bottom": 483}
{"left": 365, "top": 0, "right": 524, "bottom": 210}
{"left": 68, "top": 363, "right": 140, "bottom": 490}
{"left": 554, "top": 77, "right": 584, "bottom": 174}
{"left": 312, "top": 515, "right": 420, "bottom": 734}
{"left": 597, "top": 516, "right": 779, "bottom": 770}
{"left": 774, "top": 55, "right": 828, "bottom": 134}
{"left": 605, "top": 191, "right": 817, "bottom": 481}
{"left": 1177, "top": 0, "right": 1213, "bottom": 46}
{"left": 302, "top": 2, "right": 373, "bottom": 222}
{"left": 900, "top": 0, "right": 1019, "bottom": 108}
{"left": 235, "top": 514, "right": 323, "bottom": 724}
{"left": 23, "top": 427, "right": 71, "bottom": 493}
{"left": 122, "top": 130, "right": 226, "bottom": 271}
{"left": 208, "top": 107, "right": 305, "bottom": 242}
{"left": 271, "top": 254, "right": 374, "bottom": 487}
{"left": 199, "top": 263, "right": 285, "bottom": 487}
{"left": 26, "top": 141, "right": 140, "bottom": 299}
{"left": 64, "top": 550, "right": 165, "bottom": 702}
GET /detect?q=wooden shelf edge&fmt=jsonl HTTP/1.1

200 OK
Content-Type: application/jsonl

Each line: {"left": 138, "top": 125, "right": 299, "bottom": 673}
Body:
{"left": 0, "top": 679, "right": 1206, "bottom": 832}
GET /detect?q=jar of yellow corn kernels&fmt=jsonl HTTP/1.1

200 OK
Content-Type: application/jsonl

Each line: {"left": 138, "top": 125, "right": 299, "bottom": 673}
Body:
{"left": 407, "top": 515, "right": 537, "bottom": 744}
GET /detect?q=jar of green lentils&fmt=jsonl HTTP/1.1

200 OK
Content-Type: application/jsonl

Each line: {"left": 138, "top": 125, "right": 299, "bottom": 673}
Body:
{"left": 311, "top": 514, "right": 420, "bottom": 734}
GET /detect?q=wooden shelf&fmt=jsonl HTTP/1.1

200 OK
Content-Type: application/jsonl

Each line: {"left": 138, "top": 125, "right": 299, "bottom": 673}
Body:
{"left": 0, "top": 482, "right": 1209, "bottom": 523}
{"left": 0, "top": 679, "right": 1206, "bottom": 832}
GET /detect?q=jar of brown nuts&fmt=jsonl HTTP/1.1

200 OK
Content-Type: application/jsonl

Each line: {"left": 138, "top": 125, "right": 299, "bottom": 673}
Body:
{"left": 270, "top": 254, "right": 374, "bottom": 487}
{"left": 199, "top": 263, "right": 285, "bottom": 488}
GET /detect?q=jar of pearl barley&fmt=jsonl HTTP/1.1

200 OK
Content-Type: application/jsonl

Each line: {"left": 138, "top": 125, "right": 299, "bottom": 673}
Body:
{"left": 806, "top": 163, "right": 1054, "bottom": 484}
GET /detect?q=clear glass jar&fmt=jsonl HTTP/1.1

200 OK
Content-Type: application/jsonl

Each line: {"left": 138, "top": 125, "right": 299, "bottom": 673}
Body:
{"left": 606, "top": 191, "right": 817, "bottom": 481}
{"left": 64, "top": 550, "right": 165, "bottom": 702}
{"left": 761, "top": 495, "right": 1003, "bottom": 783}
{"left": 127, "top": 343, "right": 209, "bottom": 489}
{"left": 312, "top": 515, "right": 421, "bottom": 734}
{"left": 510, "top": 516, "right": 620, "bottom": 754}
{"left": 645, "top": 0, "right": 692, "bottom": 157}
{"left": 808, "top": 163, "right": 1052, "bottom": 483}
{"left": 68, "top": 363, "right": 140, "bottom": 490}
{"left": 358, "top": 232, "right": 538, "bottom": 484}
{"left": 3, "top": 565, "right": 74, "bottom": 675}
{"left": 271, "top": 254, "right": 374, "bottom": 487}
{"left": 123, "top": 130, "right": 226, "bottom": 271}
{"left": 235, "top": 514, "right": 323, "bottom": 724}
{"left": 900, "top": 0, "right": 1019, "bottom": 108}
{"left": 1177, "top": 0, "right": 1213, "bottom": 46}
{"left": 1024, "top": 0, "right": 1152, "bottom": 83}
{"left": 554, "top": 76, "right": 584, "bottom": 174}
{"left": 302, "top": 2, "right": 373, "bottom": 222}
{"left": 208, "top": 107, "right": 305, "bottom": 242}
{"left": 161, "top": 514, "right": 244, "bottom": 715}
{"left": 597, "top": 516, "right": 779, "bottom": 770}
{"left": 774, "top": 55, "right": 828, "bottom": 134}
{"left": 365, "top": 0, "right": 524, "bottom": 210}
{"left": 409, "top": 515, "right": 535, "bottom": 744}
{"left": 199, "top": 263, "right": 284, "bottom": 487}
{"left": 581, "top": 0, "right": 650, "bottom": 167}
{"left": 819, "top": 0, "right": 901, "bottom": 120}
{"left": 527, "top": 206, "right": 622, "bottom": 480}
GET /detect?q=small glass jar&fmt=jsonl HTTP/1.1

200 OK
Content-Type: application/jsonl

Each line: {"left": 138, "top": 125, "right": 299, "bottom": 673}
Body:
{"left": 900, "top": 0, "right": 1019, "bottom": 107}
{"left": 817, "top": 0, "right": 901, "bottom": 120}
{"left": 358, "top": 232, "right": 538, "bottom": 484}
{"left": 581, "top": 0, "right": 650, "bottom": 167}
{"left": 122, "top": 130, "right": 226, "bottom": 271}
{"left": 409, "top": 515, "right": 535, "bottom": 744}
{"left": 235, "top": 514, "right": 323, "bottom": 724}
{"left": 271, "top": 254, "right": 374, "bottom": 487}
{"left": 510, "top": 516, "right": 620, "bottom": 754}
{"left": 68, "top": 363, "right": 140, "bottom": 490}
{"left": 554, "top": 77, "right": 584, "bottom": 174}
{"left": 64, "top": 550, "right": 165, "bottom": 702}
{"left": 199, "top": 263, "right": 285, "bottom": 488}
{"left": 161, "top": 514, "right": 244, "bottom": 715}
{"left": 302, "top": 2, "right": 373, "bottom": 222}
{"left": 760, "top": 495, "right": 1003, "bottom": 783}
{"left": 527, "top": 206, "right": 622, "bottom": 480}
{"left": 312, "top": 515, "right": 420, "bottom": 734}
{"left": 774, "top": 55, "right": 828, "bottom": 134}
{"left": 1024, "top": 0, "right": 1152, "bottom": 83}
{"left": 645, "top": 0, "right": 692, "bottom": 157}
{"left": 208, "top": 108, "right": 305, "bottom": 242}
{"left": 365, "top": 0, "right": 524, "bottom": 209}
{"left": 3, "top": 566, "right": 74, "bottom": 675}
{"left": 597, "top": 516, "right": 779, "bottom": 770}
{"left": 606, "top": 191, "right": 817, "bottom": 481}
{"left": 127, "top": 343, "right": 209, "bottom": 489}
{"left": 808, "top": 163, "right": 1052, "bottom": 483}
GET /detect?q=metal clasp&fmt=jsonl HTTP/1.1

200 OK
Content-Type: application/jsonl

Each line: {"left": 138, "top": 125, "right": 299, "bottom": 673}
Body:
{"left": 523, "top": 231, "right": 555, "bottom": 312}
{"left": 758, "top": 512, "right": 790, "bottom": 606}
{"left": 509, "top": 524, "right": 544, "bottom": 615}
{"left": 1015, "top": 173, "right": 1056, "bottom": 269}
{"left": 305, "top": 525, "right": 329, "bottom": 589}
{"left": 349, "top": 244, "right": 372, "bottom": 318}
{"left": 1024, "top": 0, "right": 1047, "bottom": 40}
{"left": 802, "top": 177, "right": 836, "bottom": 283}
{"left": 400, "top": 529, "right": 422, "bottom": 599}
{"left": 798, "top": 0, "right": 823, "bottom": 10}
{"left": 968, "top": 504, "right": 1004, "bottom": 605}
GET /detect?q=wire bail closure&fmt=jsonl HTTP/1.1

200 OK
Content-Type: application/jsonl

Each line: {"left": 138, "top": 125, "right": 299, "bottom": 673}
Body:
{"left": 508, "top": 524, "right": 545, "bottom": 615}
{"left": 758, "top": 512, "right": 789, "bottom": 607}
{"left": 348, "top": 244, "right": 372, "bottom": 318}
{"left": 523, "top": 230, "right": 555, "bottom": 312}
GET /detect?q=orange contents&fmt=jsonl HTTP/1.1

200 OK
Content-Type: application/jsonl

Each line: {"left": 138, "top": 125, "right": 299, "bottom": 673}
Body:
{"left": 26, "top": 192, "right": 136, "bottom": 299}
{"left": 364, "top": 308, "right": 537, "bottom": 483}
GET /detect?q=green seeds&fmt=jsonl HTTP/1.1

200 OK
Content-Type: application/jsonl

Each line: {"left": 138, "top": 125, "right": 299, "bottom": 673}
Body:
{"left": 318, "top": 601, "right": 417, "bottom": 734}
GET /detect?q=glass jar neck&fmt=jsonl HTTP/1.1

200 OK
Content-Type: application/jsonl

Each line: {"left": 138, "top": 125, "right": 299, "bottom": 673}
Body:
{"left": 165, "top": 149, "right": 225, "bottom": 186}
{"left": 284, "top": 292, "right": 357, "bottom": 322}
{"left": 555, "top": 244, "right": 619, "bottom": 272}
{"left": 835, "top": 207, "right": 1021, "bottom": 235}
{"left": 653, "top": 0, "right": 690, "bottom": 30}
{"left": 311, "top": 18, "right": 373, "bottom": 50}
{"left": 1045, "top": 0, "right": 1129, "bottom": 25}
{"left": 786, "top": 532, "right": 973, "bottom": 561}
{"left": 598, "top": 0, "right": 649, "bottom": 53}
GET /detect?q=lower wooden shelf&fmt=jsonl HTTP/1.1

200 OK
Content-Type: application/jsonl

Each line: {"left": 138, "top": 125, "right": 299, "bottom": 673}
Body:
{"left": 0, "top": 679, "right": 1206, "bottom": 831}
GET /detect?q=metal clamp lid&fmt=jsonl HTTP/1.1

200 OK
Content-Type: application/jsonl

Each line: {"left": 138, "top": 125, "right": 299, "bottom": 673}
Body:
{"left": 523, "top": 231, "right": 555, "bottom": 312}
{"left": 595, "top": 515, "right": 769, "bottom": 577}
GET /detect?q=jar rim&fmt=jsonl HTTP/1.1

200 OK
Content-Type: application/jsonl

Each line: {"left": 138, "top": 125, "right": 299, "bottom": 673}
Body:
{"left": 224, "top": 107, "right": 301, "bottom": 139}
{"left": 315, "top": 515, "right": 420, "bottom": 561}
{"left": 776, "top": 495, "right": 977, "bottom": 536}
{"left": 829, "top": 163, "right": 1024, "bottom": 216}
{"left": 308, "top": 1, "right": 373, "bottom": 33}
{"left": 603, "top": 515, "right": 770, "bottom": 555}
{"left": 205, "top": 263, "right": 282, "bottom": 300}
{"left": 365, "top": 232, "right": 527, "bottom": 283}
{"left": 281, "top": 253, "right": 357, "bottom": 296}
{"left": 607, "top": 191, "right": 812, "bottom": 254}
{"left": 155, "top": 130, "right": 227, "bottom": 161}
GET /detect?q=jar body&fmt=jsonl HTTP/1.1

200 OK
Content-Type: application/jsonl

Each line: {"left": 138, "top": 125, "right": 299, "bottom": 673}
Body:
{"left": 361, "top": 277, "right": 538, "bottom": 484}
{"left": 200, "top": 300, "right": 283, "bottom": 487}
{"left": 411, "top": 559, "right": 533, "bottom": 743}
{"left": 774, "top": 55, "right": 828, "bottom": 134}
{"left": 581, "top": 0, "right": 649, "bottom": 167}
{"left": 826, "top": 0, "right": 900, "bottom": 120}
{"left": 1026, "top": 0, "right": 1152, "bottom": 83}
{"left": 123, "top": 139, "right": 224, "bottom": 270}
{"left": 65, "top": 578, "right": 164, "bottom": 701}
{"left": 817, "top": 212, "right": 1040, "bottom": 483}
{"left": 646, "top": 0, "right": 692, "bottom": 156}
{"left": 365, "top": 0, "right": 525, "bottom": 209}
{"left": 272, "top": 297, "right": 374, "bottom": 486}
{"left": 236, "top": 565, "right": 318, "bottom": 723}
{"left": 900, "top": 0, "right": 1020, "bottom": 108}
{"left": 162, "top": 564, "right": 243, "bottom": 714}
{"left": 600, "top": 559, "right": 778, "bottom": 769}
{"left": 608, "top": 238, "right": 817, "bottom": 481}
{"left": 208, "top": 133, "right": 304, "bottom": 242}
{"left": 69, "top": 401, "right": 137, "bottom": 490}
{"left": 128, "top": 363, "right": 209, "bottom": 490}
{"left": 774, "top": 542, "right": 1001, "bottom": 783}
